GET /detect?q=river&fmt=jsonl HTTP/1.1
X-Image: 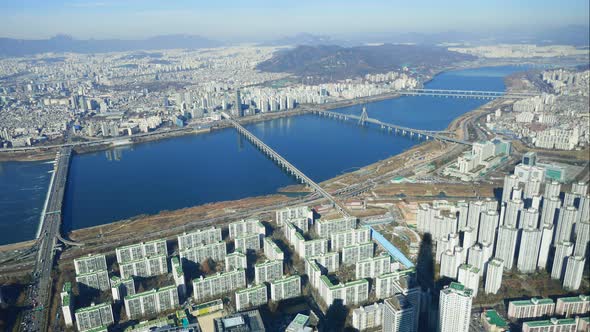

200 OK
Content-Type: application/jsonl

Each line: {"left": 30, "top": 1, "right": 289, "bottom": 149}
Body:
{"left": 0, "top": 65, "right": 527, "bottom": 245}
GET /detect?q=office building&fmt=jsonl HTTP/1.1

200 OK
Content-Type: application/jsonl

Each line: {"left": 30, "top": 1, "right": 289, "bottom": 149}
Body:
{"left": 495, "top": 226, "right": 518, "bottom": 270}
{"left": 517, "top": 228, "right": 542, "bottom": 273}
{"left": 75, "top": 302, "right": 114, "bottom": 332}
{"left": 315, "top": 217, "right": 356, "bottom": 237}
{"left": 439, "top": 282, "right": 473, "bottom": 332}
{"left": 507, "top": 298, "right": 555, "bottom": 319}
{"left": 235, "top": 233, "right": 261, "bottom": 252}
{"left": 229, "top": 218, "right": 265, "bottom": 238}
{"left": 356, "top": 254, "right": 391, "bottom": 279}
{"left": 330, "top": 227, "right": 371, "bottom": 251}
{"left": 383, "top": 295, "right": 416, "bottom": 332}
{"left": 124, "top": 285, "right": 179, "bottom": 319}
{"left": 521, "top": 318, "right": 577, "bottom": 332}
{"left": 484, "top": 258, "right": 503, "bottom": 295}
{"left": 214, "top": 310, "right": 265, "bottom": 332}
{"left": 60, "top": 282, "right": 74, "bottom": 327}
{"left": 286, "top": 314, "right": 310, "bottom": 332}
{"left": 562, "top": 255, "right": 585, "bottom": 290}
{"left": 458, "top": 264, "right": 480, "bottom": 297}
{"left": 352, "top": 302, "right": 383, "bottom": 331}
{"left": 119, "top": 255, "right": 168, "bottom": 279}
{"left": 275, "top": 206, "right": 313, "bottom": 226}
{"left": 177, "top": 228, "right": 222, "bottom": 251}
{"left": 192, "top": 269, "right": 246, "bottom": 302}
{"left": 254, "top": 259, "right": 283, "bottom": 284}
{"left": 270, "top": 275, "right": 301, "bottom": 301}
{"left": 555, "top": 295, "right": 589, "bottom": 317}
{"left": 263, "top": 237, "right": 285, "bottom": 261}
{"left": 224, "top": 251, "right": 247, "bottom": 271}
{"left": 116, "top": 239, "right": 167, "bottom": 264}
{"left": 342, "top": 241, "right": 373, "bottom": 265}
{"left": 235, "top": 284, "right": 268, "bottom": 311}
{"left": 309, "top": 252, "right": 340, "bottom": 272}
{"left": 319, "top": 277, "right": 369, "bottom": 306}
{"left": 110, "top": 276, "right": 135, "bottom": 302}
{"left": 74, "top": 254, "right": 107, "bottom": 275}
{"left": 551, "top": 241, "right": 573, "bottom": 280}
{"left": 179, "top": 241, "right": 227, "bottom": 265}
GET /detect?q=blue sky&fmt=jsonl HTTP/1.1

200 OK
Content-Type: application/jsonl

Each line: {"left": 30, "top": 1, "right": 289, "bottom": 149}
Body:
{"left": 1, "top": 0, "right": 588, "bottom": 40}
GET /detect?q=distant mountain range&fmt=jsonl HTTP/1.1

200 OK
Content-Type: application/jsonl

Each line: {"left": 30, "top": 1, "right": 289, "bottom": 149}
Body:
{"left": 0, "top": 34, "right": 223, "bottom": 57}
{"left": 256, "top": 44, "right": 475, "bottom": 80}
{"left": 262, "top": 26, "right": 590, "bottom": 47}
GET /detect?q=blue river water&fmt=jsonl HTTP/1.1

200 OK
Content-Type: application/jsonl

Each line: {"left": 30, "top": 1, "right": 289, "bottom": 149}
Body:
{"left": 0, "top": 65, "right": 526, "bottom": 244}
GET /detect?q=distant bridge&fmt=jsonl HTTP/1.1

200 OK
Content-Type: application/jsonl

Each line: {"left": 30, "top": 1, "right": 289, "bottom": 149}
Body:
{"left": 221, "top": 112, "right": 350, "bottom": 218}
{"left": 313, "top": 110, "right": 471, "bottom": 146}
{"left": 399, "top": 88, "right": 537, "bottom": 99}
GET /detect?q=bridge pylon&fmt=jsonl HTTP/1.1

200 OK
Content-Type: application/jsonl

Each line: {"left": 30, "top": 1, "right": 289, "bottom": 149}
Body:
{"left": 358, "top": 106, "right": 368, "bottom": 125}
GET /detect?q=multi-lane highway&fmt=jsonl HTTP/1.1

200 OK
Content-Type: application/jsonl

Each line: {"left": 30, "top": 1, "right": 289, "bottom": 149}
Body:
{"left": 20, "top": 146, "right": 72, "bottom": 332}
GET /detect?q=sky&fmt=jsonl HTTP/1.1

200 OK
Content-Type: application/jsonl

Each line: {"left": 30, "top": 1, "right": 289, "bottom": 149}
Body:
{"left": 1, "top": 0, "right": 588, "bottom": 40}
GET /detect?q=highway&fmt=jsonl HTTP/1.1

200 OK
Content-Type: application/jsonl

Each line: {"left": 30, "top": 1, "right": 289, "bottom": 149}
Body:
{"left": 20, "top": 146, "right": 72, "bottom": 332}
{"left": 314, "top": 110, "right": 471, "bottom": 145}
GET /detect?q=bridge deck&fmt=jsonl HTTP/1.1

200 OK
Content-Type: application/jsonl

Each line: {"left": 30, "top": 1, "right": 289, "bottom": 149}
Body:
{"left": 314, "top": 110, "right": 471, "bottom": 145}
{"left": 221, "top": 112, "right": 350, "bottom": 218}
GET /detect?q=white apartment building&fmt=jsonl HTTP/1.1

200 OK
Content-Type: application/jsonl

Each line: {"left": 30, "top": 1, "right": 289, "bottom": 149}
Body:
{"left": 263, "top": 237, "right": 285, "bottom": 261}
{"left": 110, "top": 276, "right": 135, "bottom": 302}
{"left": 315, "top": 217, "right": 356, "bottom": 237}
{"left": 228, "top": 218, "right": 266, "bottom": 238}
{"left": 507, "top": 298, "right": 555, "bottom": 319}
{"left": 330, "top": 227, "right": 371, "bottom": 251}
{"left": 563, "top": 255, "right": 585, "bottom": 290}
{"left": 355, "top": 254, "right": 391, "bottom": 279}
{"left": 270, "top": 275, "right": 301, "bottom": 301}
{"left": 275, "top": 206, "right": 313, "bottom": 226}
{"left": 60, "top": 282, "right": 73, "bottom": 327}
{"left": 76, "top": 270, "right": 110, "bottom": 292}
{"left": 119, "top": 255, "right": 168, "bottom": 279}
{"left": 254, "top": 259, "right": 283, "bottom": 284}
{"left": 342, "top": 242, "right": 373, "bottom": 265}
{"left": 177, "top": 228, "right": 222, "bottom": 250}
{"left": 116, "top": 239, "right": 167, "bottom": 264}
{"left": 74, "top": 254, "right": 107, "bottom": 275}
{"left": 75, "top": 302, "right": 114, "bottom": 332}
{"left": 179, "top": 241, "right": 227, "bottom": 265}
{"left": 235, "top": 233, "right": 261, "bottom": 252}
{"left": 555, "top": 295, "right": 589, "bottom": 317}
{"left": 294, "top": 233, "right": 328, "bottom": 258}
{"left": 484, "top": 258, "right": 503, "bottom": 295}
{"left": 457, "top": 264, "right": 480, "bottom": 298}
{"left": 308, "top": 252, "right": 340, "bottom": 273}
{"left": 383, "top": 295, "right": 416, "bottom": 332}
{"left": 124, "top": 285, "right": 179, "bottom": 319}
{"left": 192, "top": 269, "right": 246, "bottom": 302}
{"left": 235, "top": 284, "right": 268, "bottom": 311}
{"left": 318, "top": 276, "right": 369, "bottom": 306}
{"left": 171, "top": 257, "right": 186, "bottom": 298}
{"left": 224, "top": 251, "right": 247, "bottom": 271}
{"left": 352, "top": 302, "right": 383, "bottom": 331}
{"left": 439, "top": 282, "right": 473, "bottom": 332}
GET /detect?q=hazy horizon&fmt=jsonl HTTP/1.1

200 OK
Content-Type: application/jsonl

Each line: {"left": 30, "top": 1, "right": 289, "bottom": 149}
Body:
{"left": 2, "top": 0, "right": 588, "bottom": 41}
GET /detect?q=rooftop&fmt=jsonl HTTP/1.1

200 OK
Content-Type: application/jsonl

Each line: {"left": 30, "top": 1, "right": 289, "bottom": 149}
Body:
{"left": 484, "top": 310, "right": 508, "bottom": 327}
{"left": 524, "top": 318, "right": 576, "bottom": 327}
{"left": 511, "top": 297, "right": 554, "bottom": 306}
{"left": 557, "top": 294, "right": 589, "bottom": 303}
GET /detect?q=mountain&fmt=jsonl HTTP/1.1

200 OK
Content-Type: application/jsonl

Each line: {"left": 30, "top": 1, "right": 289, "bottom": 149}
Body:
{"left": 0, "top": 34, "right": 223, "bottom": 57}
{"left": 256, "top": 44, "right": 475, "bottom": 79}
{"left": 260, "top": 33, "right": 353, "bottom": 47}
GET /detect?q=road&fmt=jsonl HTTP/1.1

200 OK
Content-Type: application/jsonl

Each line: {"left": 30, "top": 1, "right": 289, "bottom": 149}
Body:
{"left": 20, "top": 146, "right": 71, "bottom": 332}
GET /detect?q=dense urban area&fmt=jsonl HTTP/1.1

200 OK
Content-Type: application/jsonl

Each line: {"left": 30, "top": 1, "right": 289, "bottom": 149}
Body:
{"left": 0, "top": 24, "right": 589, "bottom": 332}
